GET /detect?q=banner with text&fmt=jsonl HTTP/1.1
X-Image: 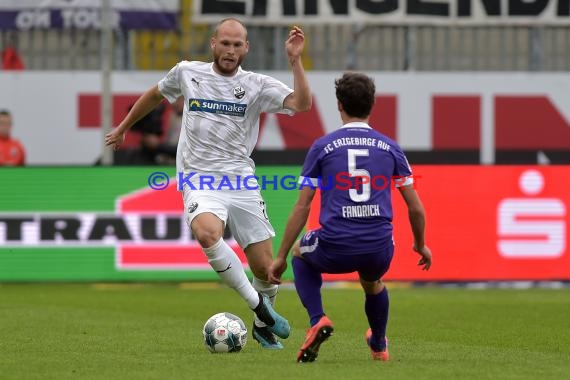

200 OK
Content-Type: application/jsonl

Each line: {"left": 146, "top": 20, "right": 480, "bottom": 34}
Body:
{"left": 0, "top": 166, "right": 569, "bottom": 282}
{"left": 307, "top": 165, "right": 570, "bottom": 282}
{"left": 0, "top": 166, "right": 297, "bottom": 281}
{"left": 193, "top": 0, "right": 570, "bottom": 26}
{"left": 1, "top": 72, "right": 570, "bottom": 165}
{"left": 0, "top": 0, "right": 178, "bottom": 30}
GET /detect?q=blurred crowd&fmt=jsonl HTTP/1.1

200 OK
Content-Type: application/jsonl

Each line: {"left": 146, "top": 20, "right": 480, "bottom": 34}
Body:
{"left": 111, "top": 97, "right": 183, "bottom": 166}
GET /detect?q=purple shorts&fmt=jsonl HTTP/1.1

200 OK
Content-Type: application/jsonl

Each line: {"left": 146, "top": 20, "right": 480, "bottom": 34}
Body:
{"left": 298, "top": 229, "right": 394, "bottom": 281}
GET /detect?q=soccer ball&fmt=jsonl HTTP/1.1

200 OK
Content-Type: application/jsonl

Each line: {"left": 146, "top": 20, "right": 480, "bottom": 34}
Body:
{"left": 203, "top": 312, "right": 248, "bottom": 353}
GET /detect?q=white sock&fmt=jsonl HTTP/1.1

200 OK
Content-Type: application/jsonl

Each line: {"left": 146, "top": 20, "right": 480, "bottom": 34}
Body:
{"left": 252, "top": 277, "right": 279, "bottom": 327}
{"left": 203, "top": 238, "right": 259, "bottom": 309}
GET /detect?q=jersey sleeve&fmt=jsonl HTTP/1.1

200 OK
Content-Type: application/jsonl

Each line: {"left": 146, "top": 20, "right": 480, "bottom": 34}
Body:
{"left": 392, "top": 145, "right": 414, "bottom": 188}
{"left": 158, "top": 63, "right": 182, "bottom": 103}
{"left": 258, "top": 74, "right": 294, "bottom": 116}
{"left": 298, "top": 142, "right": 323, "bottom": 188}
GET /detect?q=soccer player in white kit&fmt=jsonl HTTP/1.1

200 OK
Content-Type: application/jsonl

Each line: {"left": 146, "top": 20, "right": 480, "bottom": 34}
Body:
{"left": 105, "top": 18, "right": 312, "bottom": 349}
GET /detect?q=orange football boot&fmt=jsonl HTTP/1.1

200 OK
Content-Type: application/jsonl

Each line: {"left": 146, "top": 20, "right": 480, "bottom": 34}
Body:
{"left": 365, "top": 328, "right": 389, "bottom": 361}
{"left": 297, "top": 316, "right": 334, "bottom": 363}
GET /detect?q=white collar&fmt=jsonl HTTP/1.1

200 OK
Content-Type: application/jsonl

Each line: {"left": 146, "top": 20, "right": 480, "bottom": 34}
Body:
{"left": 340, "top": 122, "right": 371, "bottom": 129}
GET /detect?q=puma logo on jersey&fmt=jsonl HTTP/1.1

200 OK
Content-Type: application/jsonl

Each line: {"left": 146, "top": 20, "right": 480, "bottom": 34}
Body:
{"left": 191, "top": 78, "right": 200, "bottom": 86}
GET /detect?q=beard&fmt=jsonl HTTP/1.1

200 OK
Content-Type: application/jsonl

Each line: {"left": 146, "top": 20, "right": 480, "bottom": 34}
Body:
{"left": 212, "top": 53, "right": 244, "bottom": 76}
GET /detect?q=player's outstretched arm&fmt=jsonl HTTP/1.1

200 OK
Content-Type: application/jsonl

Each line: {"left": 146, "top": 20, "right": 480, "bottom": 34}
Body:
{"left": 104, "top": 84, "right": 165, "bottom": 150}
{"left": 282, "top": 26, "right": 312, "bottom": 113}
{"left": 398, "top": 185, "right": 432, "bottom": 270}
{"left": 269, "top": 186, "right": 316, "bottom": 284}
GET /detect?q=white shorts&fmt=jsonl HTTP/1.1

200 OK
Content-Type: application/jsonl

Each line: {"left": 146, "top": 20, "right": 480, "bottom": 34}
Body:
{"left": 182, "top": 188, "right": 275, "bottom": 249}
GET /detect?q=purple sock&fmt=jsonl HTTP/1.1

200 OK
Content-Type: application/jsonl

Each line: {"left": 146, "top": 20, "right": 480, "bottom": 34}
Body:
{"left": 365, "top": 287, "right": 389, "bottom": 351}
{"left": 292, "top": 256, "right": 324, "bottom": 326}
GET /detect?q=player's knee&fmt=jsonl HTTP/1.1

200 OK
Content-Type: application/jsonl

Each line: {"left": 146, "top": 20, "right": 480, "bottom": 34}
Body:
{"left": 191, "top": 213, "right": 224, "bottom": 248}
{"left": 194, "top": 228, "right": 223, "bottom": 248}
{"left": 244, "top": 240, "right": 273, "bottom": 280}
{"left": 291, "top": 240, "right": 302, "bottom": 258}
{"left": 249, "top": 259, "right": 271, "bottom": 281}
{"left": 360, "top": 278, "right": 384, "bottom": 295}
{"left": 375, "top": 281, "right": 385, "bottom": 294}
{"left": 248, "top": 264, "right": 268, "bottom": 281}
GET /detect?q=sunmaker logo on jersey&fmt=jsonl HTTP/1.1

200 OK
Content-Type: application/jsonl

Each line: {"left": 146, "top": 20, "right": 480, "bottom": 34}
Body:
{"left": 188, "top": 98, "right": 247, "bottom": 117}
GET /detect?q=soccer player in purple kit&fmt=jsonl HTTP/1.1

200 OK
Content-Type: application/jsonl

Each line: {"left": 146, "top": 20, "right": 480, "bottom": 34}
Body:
{"left": 268, "top": 72, "right": 432, "bottom": 363}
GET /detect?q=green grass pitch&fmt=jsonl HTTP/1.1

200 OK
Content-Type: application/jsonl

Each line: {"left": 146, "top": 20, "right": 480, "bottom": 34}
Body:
{"left": 1, "top": 283, "right": 569, "bottom": 380}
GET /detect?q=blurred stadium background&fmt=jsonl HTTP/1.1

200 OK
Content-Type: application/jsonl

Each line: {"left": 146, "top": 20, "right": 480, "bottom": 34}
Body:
{"left": 1, "top": 0, "right": 568, "bottom": 283}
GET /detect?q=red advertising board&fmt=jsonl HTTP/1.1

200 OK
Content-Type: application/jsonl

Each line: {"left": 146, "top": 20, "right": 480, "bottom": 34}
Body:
{"left": 116, "top": 185, "right": 247, "bottom": 270}
{"left": 307, "top": 166, "right": 570, "bottom": 281}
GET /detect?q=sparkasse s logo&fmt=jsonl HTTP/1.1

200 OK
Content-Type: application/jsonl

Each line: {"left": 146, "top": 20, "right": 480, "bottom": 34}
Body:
{"left": 0, "top": 182, "right": 247, "bottom": 270}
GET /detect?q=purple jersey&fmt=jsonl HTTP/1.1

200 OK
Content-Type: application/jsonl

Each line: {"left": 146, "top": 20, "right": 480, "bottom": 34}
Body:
{"left": 299, "top": 122, "right": 413, "bottom": 254}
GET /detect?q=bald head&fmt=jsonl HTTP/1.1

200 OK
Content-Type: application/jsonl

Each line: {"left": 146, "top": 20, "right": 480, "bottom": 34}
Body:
{"left": 210, "top": 18, "right": 249, "bottom": 76}
{"left": 214, "top": 18, "right": 248, "bottom": 40}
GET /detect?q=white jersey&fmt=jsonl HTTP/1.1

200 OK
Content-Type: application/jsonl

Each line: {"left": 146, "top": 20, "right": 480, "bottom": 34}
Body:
{"left": 158, "top": 61, "right": 294, "bottom": 181}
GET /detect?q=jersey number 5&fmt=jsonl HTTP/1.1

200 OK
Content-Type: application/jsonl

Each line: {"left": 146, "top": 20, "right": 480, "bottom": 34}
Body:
{"left": 347, "top": 149, "right": 370, "bottom": 203}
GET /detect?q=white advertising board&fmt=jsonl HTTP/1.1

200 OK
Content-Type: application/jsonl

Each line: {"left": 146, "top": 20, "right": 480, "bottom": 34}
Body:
{"left": 0, "top": 71, "right": 569, "bottom": 165}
